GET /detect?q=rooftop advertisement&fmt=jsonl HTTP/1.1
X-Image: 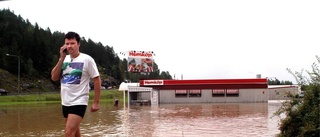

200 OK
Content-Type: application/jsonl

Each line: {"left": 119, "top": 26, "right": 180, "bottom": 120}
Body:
{"left": 127, "top": 51, "right": 154, "bottom": 73}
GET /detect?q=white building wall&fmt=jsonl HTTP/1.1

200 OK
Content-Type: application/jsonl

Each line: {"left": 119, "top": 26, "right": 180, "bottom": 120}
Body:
{"left": 268, "top": 86, "right": 299, "bottom": 100}
{"left": 238, "top": 89, "right": 268, "bottom": 102}
{"left": 151, "top": 90, "right": 159, "bottom": 106}
{"left": 159, "top": 88, "right": 268, "bottom": 103}
{"left": 140, "top": 92, "right": 151, "bottom": 100}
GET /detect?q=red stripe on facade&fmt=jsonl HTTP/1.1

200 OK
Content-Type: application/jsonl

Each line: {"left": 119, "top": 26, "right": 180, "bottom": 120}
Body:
{"left": 148, "top": 84, "right": 267, "bottom": 90}
{"left": 140, "top": 78, "right": 267, "bottom": 86}
{"left": 140, "top": 78, "right": 268, "bottom": 90}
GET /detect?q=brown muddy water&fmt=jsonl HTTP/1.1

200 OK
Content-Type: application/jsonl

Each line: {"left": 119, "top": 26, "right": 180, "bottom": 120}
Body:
{"left": 0, "top": 100, "right": 284, "bottom": 137}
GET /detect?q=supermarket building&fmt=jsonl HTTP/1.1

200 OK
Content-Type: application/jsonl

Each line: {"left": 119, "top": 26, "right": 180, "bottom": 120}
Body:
{"left": 119, "top": 78, "right": 300, "bottom": 106}
{"left": 121, "top": 78, "right": 299, "bottom": 106}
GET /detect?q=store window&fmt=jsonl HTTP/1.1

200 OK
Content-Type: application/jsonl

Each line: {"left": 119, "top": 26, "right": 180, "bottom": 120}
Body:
{"left": 212, "top": 89, "right": 225, "bottom": 97}
{"left": 189, "top": 89, "right": 201, "bottom": 97}
{"left": 226, "top": 89, "right": 239, "bottom": 97}
{"left": 175, "top": 90, "right": 187, "bottom": 98}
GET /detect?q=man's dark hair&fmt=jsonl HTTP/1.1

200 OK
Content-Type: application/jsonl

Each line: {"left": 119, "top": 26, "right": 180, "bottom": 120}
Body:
{"left": 64, "top": 31, "right": 80, "bottom": 43}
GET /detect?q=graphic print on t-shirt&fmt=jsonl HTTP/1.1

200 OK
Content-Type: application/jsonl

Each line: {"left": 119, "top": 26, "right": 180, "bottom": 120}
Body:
{"left": 62, "top": 62, "right": 84, "bottom": 84}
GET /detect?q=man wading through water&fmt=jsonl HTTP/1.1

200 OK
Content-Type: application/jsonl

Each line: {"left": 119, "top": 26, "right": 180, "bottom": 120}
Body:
{"left": 51, "top": 31, "right": 101, "bottom": 137}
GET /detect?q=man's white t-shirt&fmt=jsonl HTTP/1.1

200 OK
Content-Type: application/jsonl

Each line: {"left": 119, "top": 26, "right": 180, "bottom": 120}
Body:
{"left": 61, "top": 53, "right": 99, "bottom": 106}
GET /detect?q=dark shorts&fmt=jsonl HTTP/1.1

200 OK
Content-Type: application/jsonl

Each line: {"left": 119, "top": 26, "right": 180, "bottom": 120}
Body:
{"left": 62, "top": 105, "right": 87, "bottom": 118}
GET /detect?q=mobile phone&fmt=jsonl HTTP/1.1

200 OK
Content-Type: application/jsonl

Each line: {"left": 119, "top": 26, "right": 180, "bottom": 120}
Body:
{"left": 63, "top": 49, "right": 67, "bottom": 54}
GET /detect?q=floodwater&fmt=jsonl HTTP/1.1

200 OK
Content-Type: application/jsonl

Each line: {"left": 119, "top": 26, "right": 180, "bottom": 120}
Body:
{"left": 0, "top": 100, "right": 284, "bottom": 137}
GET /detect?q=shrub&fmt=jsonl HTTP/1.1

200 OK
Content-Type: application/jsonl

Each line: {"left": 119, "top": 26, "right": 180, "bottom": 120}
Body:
{"left": 275, "top": 56, "right": 320, "bottom": 137}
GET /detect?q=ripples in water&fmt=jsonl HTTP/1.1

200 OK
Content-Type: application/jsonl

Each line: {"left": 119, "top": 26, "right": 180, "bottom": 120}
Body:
{"left": 0, "top": 101, "right": 283, "bottom": 137}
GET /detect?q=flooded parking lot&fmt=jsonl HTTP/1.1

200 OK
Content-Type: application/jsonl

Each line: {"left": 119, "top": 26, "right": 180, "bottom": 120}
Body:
{"left": 0, "top": 100, "right": 283, "bottom": 137}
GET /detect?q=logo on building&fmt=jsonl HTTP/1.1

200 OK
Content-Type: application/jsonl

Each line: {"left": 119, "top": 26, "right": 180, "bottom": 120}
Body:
{"left": 144, "top": 80, "right": 164, "bottom": 85}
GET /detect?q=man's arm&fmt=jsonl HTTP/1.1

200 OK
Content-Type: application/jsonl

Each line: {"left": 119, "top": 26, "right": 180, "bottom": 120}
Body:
{"left": 90, "top": 76, "right": 101, "bottom": 112}
{"left": 51, "top": 58, "right": 65, "bottom": 81}
{"left": 51, "top": 45, "right": 67, "bottom": 81}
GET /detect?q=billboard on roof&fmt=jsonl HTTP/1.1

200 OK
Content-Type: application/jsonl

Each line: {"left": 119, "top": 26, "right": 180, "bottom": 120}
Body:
{"left": 127, "top": 51, "right": 154, "bottom": 73}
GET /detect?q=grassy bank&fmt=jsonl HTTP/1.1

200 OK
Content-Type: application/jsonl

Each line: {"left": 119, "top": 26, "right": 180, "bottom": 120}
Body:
{"left": 0, "top": 89, "right": 124, "bottom": 105}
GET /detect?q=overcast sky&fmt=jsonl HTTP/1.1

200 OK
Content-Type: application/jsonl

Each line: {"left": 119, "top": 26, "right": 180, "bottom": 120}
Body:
{"left": 1, "top": 0, "right": 319, "bottom": 83}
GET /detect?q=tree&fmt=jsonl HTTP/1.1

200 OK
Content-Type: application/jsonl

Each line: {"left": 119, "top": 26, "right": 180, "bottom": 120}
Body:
{"left": 268, "top": 78, "right": 293, "bottom": 85}
{"left": 275, "top": 55, "right": 320, "bottom": 137}
{"left": 159, "top": 71, "right": 172, "bottom": 79}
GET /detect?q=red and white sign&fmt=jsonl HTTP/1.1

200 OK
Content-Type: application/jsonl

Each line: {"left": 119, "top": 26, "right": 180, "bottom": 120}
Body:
{"left": 127, "top": 51, "right": 154, "bottom": 73}
{"left": 143, "top": 80, "right": 164, "bottom": 85}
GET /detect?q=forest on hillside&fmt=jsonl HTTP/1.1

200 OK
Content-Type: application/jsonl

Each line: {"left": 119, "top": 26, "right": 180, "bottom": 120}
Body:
{"left": 0, "top": 9, "right": 172, "bottom": 92}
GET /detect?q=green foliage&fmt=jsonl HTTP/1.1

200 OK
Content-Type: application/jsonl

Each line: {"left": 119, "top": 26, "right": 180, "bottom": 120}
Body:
{"left": 268, "top": 78, "right": 293, "bottom": 85}
{"left": 159, "top": 71, "right": 173, "bottom": 79}
{"left": 44, "top": 94, "right": 61, "bottom": 101}
{"left": 275, "top": 55, "right": 320, "bottom": 137}
{"left": 0, "top": 89, "right": 124, "bottom": 105}
{"left": 89, "top": 90, "right": 123, "bottom": 101}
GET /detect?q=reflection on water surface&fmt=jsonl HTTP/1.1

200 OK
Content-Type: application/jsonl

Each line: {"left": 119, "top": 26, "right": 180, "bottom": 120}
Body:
{"left": 0, "top": 101, "right": 282, "bottom": 137}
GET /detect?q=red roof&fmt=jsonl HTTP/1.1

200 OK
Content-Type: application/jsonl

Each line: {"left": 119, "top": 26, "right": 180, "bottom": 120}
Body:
{"left": 140, "top": 78, "right": 268, "bottom": 90}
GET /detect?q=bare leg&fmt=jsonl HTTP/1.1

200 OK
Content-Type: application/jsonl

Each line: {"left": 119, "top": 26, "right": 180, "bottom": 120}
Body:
{"left": 65, "top": 114, "right": 82, "bottom": 137}
{"left": 75, "top": 127, "right": 81, "bottom": 137}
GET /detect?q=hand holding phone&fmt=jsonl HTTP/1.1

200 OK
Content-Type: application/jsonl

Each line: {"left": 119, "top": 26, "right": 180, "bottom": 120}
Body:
{"left": 63, "top": 48, "right": 67, "bottom": 54}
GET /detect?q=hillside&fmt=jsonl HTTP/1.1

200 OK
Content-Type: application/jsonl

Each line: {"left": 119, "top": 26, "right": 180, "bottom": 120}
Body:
{"left": 0, "top": 9, "right": 172, "bottom": 86}
{"left": 0, "top": 68, "right": 58, "bottom": 94}
{"left": 0, "top": 68, "right": 118, "bottom": 95}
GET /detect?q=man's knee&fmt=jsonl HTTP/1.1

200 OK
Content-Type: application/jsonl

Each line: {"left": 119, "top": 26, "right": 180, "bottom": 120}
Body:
{"left": 65, "top": 126, "right": 75, "bottom": 137}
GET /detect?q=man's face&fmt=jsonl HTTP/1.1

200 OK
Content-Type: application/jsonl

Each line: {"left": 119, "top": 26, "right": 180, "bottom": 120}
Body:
{"left": 64, "top": 38, "right": 79, "bottom": 55}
